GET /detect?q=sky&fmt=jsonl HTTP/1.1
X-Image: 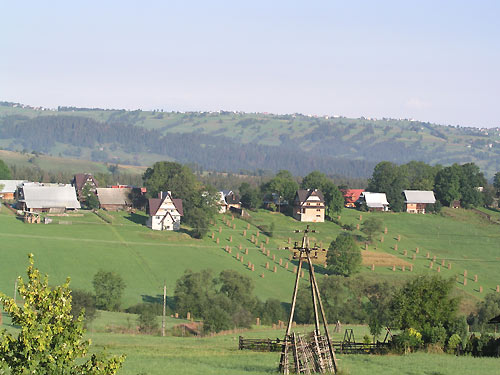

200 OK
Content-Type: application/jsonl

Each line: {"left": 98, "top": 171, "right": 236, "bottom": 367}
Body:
{"left": 1, "top": 1, "right": 499, "bottom": 127}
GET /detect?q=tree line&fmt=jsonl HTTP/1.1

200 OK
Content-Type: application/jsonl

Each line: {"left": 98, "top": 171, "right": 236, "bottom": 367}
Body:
{"left": 367, "top": 160, "right": 497, "bottom": 210}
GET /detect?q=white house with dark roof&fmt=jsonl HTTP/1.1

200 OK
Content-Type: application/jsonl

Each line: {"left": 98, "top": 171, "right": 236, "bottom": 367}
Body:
{"left": 146, "top": 191, "right": 183, "bottom": 231}
{"left": 18, "top": 183, "right": 81, "bottom": 213}
{"left": 403, "top": 190, "right": 436, "bottom": 214}
{"left": 359, "top": 192, "right": 390, "bottom": 212}
{"left": 293, "top": 189, "right": 325, "bottom": 222}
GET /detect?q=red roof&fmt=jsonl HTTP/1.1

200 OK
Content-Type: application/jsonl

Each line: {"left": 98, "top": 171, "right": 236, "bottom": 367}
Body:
{"left": 341, "top": 189, "right": 364, "bottom": 204}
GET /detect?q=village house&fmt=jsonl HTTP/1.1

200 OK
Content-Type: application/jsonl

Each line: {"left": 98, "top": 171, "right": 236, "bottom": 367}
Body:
{"left": 217, "top": 190, "right": 241, "bottom": 213}
{"left": 0, "top": 180, "right": 27, "bottom": 200}
{"left": 146, "top": 191, "right": 183, "bottom": 231}
{"left": 96, "top": 187, "right": 133, "bottom": 211}
{"left": 358, "top": 192, "right": 390, "bottom": 212}
{"left": 293, "top": 189, "right": 325, "bottom": 222}
{"left": 72, "top": 173, "right": 98, "bottom": 200}
{"left": 403, "top": 190, "right": 436, "bottom": 214}
{"left": 17, "top": 183, "right": 81, "bottom": 213}
{"left": 341, "top": 189, "right": 364, "bottom": 208}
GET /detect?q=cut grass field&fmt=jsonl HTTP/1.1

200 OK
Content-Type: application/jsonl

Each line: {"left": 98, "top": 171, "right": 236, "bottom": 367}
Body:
{"left": 1, "top": 205, "right": 499, "bottom": 311}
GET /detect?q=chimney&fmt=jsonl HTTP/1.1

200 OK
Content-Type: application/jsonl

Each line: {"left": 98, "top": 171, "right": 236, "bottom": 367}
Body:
{"left": 159, "top": 191, "right": 172, "bottom": 200}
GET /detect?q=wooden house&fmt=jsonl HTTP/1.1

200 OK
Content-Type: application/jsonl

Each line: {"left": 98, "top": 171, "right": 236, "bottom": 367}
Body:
{"left": 0, "top": 180, "right": 27, "bottom": 200}
{"left": 217, "top": 190, "right": 241, "bottom": 213}
{"left": 358, "top": 192, "right": 389, "bottom": 212}
{"left": 17, "top": 183, "right": 81, "bottom": 213}
{"left": 341, "top": 189, "right": 364, "bottom": 208}
{"left": 96, "top": 187, "right": 133, "bottom": 211}
{"left": 293, "top": 189, "right": 325, "bottom": 222}
{"left": 72, "top": 173, "right": 98, "bottom": 200}
{"left": 403, "top": 190, "right": 436, "bottom": 214}
{"left": 146, "top": 191, "right": 183, "bottom": 231}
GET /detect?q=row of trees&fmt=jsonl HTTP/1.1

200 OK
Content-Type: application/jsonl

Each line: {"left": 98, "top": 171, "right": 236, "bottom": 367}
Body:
{"left": 174, "top": 269, "right": 286, "bottom": 333}
{"left": 368, "top": 161, "right": 492, "bottom": 210}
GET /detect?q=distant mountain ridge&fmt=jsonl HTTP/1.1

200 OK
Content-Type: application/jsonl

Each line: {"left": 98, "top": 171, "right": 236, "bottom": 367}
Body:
{"left": 0, "top": 101, "right": 499, "bottom": 178}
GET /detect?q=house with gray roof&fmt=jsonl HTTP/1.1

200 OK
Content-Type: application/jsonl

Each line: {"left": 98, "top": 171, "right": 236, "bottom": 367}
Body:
{"left": 0, "top": 180, "right": 27, "bottom": 200}
{"left": 359, "top": 192, "right": 390, "bottom": 212}
{"left": 18, "top": 183, "right": 81, "bottom": 213}
{"left": 403, "top": 190, "right": 436, "bottom": 214}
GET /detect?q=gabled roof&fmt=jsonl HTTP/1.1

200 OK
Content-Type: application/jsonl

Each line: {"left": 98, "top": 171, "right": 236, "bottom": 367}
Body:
{"left": 21, "top": 184, "right": 81, "bottom": 209}
{"left": 148, "top": 193, "right": 183, "bottom": 216}
{"left": 73, "top": 174, "right": 98, "bottom": 192}
{"left": 172, "top": 199, "right": 183, "bottom": 216}
{"left": 96, "top": 188, "right": 132, "bottom": 206}
{"left": 362, "top": 192, "right": 389, "bottom": 208}
{"left": 295, "top": 189, "right": 325, "bottom": 204}
{"left": 0, "top": 180, "right": 27, "bottom": 193}
{"left": 341, "top": 189, "right": 364, "bottom": 204}
{"left": 148, "top": 198, "right": 162, "bottom": 216}
{"left": 403, "top": 190, "right": 436, "bottom": 204}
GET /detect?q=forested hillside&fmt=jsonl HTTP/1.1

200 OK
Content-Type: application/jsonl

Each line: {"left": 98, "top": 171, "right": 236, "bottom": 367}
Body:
{"left": 1, "top": 102, "right": 499, "bottom": 178}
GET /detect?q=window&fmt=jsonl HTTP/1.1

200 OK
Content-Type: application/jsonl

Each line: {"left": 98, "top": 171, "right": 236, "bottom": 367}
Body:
{"left": 316, "top": 215, "right": 321, "bottom": 217}
{"left": 302, "top": 208, "right": 306, "bottom": 213}
{"left": 316, "top": 208, "right": 321, "bottom": 212}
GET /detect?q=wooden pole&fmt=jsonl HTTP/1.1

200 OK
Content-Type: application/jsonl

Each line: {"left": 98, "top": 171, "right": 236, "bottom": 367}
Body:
{"left": 309, "top": 262, "right": 325, "bottom": 372}
{"left": 279, "top": 258, "right": 303, "bottom": 374}
{"left": 306, "top": 251, "right": 338, "bottom": 373}
{"left": 162, "top": 281, "right": 167, "bottom": 337}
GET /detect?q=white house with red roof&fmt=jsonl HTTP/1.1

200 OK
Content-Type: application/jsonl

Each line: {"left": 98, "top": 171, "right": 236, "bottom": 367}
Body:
{"left": 146, "top": 191, "right": 183, "bottom": 231}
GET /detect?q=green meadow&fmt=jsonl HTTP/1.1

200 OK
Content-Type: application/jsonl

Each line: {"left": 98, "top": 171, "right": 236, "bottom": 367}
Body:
{"left": 2, "top": 204, "right": 500, "bottom": 374}
{"left": 1, "top": 204, "right": 500, "bottom": 309}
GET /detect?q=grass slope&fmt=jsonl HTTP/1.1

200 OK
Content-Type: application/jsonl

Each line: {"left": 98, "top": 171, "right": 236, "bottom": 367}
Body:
{"left": 0, "top": 149, "right": 145, "bottom": 175}
{"left": 1, "top": 204, "right": 499, "bottom": 312}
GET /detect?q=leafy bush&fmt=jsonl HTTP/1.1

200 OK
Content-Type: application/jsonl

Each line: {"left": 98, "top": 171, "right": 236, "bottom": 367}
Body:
{"left": 92, "top": 270, "right": 126, "bottom": 311}
{"left": 447, "top": 333, "right": 462, "bottom": 354}
{"left": 70, "top": 289, "right": 97, "bottom": 326}
{"left": 393, "top": 328, "right": 423, "bottom": 353}
{"left": 137, "top": 307, "right": 159, "bottom": 334}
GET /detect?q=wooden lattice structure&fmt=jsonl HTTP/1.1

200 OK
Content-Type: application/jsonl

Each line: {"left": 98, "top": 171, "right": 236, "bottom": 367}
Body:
{"left": 279, "top": 226, "right": 338, "bottom": 374}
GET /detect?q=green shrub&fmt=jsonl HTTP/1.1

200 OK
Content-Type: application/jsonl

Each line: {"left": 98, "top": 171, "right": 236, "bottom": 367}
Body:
{"left": 447, "top": 333, "right": 462, "bottom": 354}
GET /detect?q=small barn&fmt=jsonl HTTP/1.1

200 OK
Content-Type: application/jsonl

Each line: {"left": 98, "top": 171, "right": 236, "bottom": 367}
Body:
{"left": 0, "top": 180, "right": 27, "bottom": 200}
{"left": 18, "top": 184, "right": 81, "bottom": 213}
{"left": 359, "top": 192, "right": 390, "bottom": 212}
{"left": 96, "top": 188, "right": 133, "bottom": 211}
{"left": 403, "top": 190, "right": 436, "bottom": 214}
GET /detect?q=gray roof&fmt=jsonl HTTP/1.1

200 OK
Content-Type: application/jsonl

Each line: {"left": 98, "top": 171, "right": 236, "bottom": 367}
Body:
{"left": 362, "top": 192, "right": 389, "bottom": 207}
{"left": 0, "top": 180, "right": 27, "bottom": 193}
{"left": 21, "top": 184, "right": 81, "bottom": 209}
{"left": 97, "top": 188, "right": 132, "bottom": 206}
{"left": 403, "top": 190, "right": 436, "bottom": 204}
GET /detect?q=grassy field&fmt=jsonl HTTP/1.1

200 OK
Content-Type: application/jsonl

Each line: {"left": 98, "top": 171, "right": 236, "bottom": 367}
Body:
{"left": 2, "top": 206, "right": 500, "bottom": 375}
{"left": 3, "top": 309, "right": 498, "bottom": 375}
{"left": 1, "top": 204, "right": 500, "bottom": 313}
{"left": 0, "top": 149, "right": 146, "bottom": 175}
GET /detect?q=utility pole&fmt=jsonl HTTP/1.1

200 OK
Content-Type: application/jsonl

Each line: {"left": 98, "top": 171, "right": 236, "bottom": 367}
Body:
{"left": 279, "top": 225, "right": 338, "bottom": 374}
{"left": 162, "top": 281, "right": 167, "bottom": 337}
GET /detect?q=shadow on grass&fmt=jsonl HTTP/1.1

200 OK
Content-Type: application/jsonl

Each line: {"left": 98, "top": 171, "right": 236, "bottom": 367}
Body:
{"left": 141, "top": 294, "right": 175, "bottom": 310}
{"left": 124, "top": 212, "right": 147, "bottom": 226}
